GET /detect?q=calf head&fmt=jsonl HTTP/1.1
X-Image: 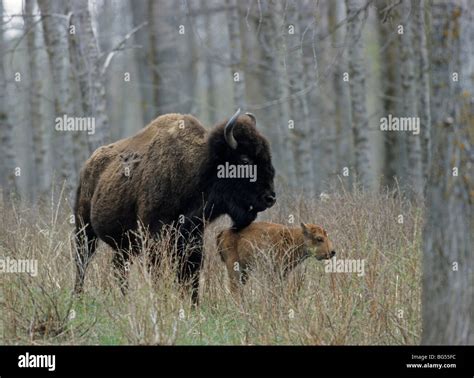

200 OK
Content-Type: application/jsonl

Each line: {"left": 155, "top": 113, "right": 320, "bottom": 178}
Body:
{"left": 300, "top": 223, "right": 335, "bottom": 260}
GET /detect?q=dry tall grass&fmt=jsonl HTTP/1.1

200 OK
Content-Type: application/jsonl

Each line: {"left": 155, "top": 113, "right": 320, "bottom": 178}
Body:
{"left": 0, "top": 184, "right": 422, "bottom": 345}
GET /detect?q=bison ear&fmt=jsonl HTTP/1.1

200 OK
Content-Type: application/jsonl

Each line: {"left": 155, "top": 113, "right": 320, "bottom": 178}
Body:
{"left": 224, "top": 109, "right": 240, "bottom": 150}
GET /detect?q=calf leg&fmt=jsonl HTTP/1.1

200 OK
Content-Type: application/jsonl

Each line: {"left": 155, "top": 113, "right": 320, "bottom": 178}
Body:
{"left": 227, "top": 259, "right": 249, "bottom": 296}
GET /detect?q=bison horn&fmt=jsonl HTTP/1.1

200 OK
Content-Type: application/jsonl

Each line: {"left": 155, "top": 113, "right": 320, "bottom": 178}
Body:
{"left": 245, "top": 112, "right": 256, "bottom": 125}
{"left": 224, "top": 108, "right": 240, "bottom": 150}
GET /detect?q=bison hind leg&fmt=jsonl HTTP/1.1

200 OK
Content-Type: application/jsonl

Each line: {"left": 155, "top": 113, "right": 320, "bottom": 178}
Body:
{"left": 112, "top": 251, "right": 131, "bottom": 295}
{"left": 110, "top": 232, "right": 142, "bottom": 295}
{"left": 74, "top": 223, "right": 98, "bottom": 295}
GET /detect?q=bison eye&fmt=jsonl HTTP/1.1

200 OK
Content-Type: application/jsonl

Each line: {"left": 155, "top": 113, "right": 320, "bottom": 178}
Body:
{"left": 240, "top": 155, "right": 251, "bottom": 164}
{"left": 316, "top": 237, "right": 324, "bottom": 243}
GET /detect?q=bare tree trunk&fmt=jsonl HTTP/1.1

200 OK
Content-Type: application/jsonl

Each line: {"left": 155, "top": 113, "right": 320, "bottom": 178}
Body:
{"left": 131, "top": 0, "right": 154, "bottom": 123}
{"left": 0, "top": 0, "right": 16, "bottom": 203}
{"left": 202, "top": 0, "right": 217, "bottom": 123}
{"left": 285, "top": 0, "right": 316, "bottom": 197}
{"left": 400, "top": 0, "right": 423, "bottom": 198}
{"left": 66, "top": 0, "right": 89, "bottom": 172}
{"left": 149, "top": 0, "right": 182, "bottom": 114}
{"left": 226, "top": 0, "right": 246, "bottom": 109}
{"left": 256, "top": 0, "right": 285, "bottom": 172}
{"left": 345, "top": 0, "right": 374, "bottom": 190}
{"left": 329, "top": 0, "right": 353, "bottom": 185}
{"left": 180, "top": 1, "right": 198, "bottom": 114}
{"left": 272, "top": 0, "right": 295, "bottom": 187}
{"left": 24, "top": 0, "right": 47, "bottom": 201}
{"left": 377, "top": 0, "right": 401, "bottom": 188}
{"left": 414, "top": 0, "right": 431, "bottom": 191}
{"left": 303, "top": 1, "right": 324, "bottom": 195}
{"left": 70, "top": 0, "right": 109, "bottom": 153}
{"left": 422, "top": 0, "right": 474, "bottom": 345}
{"left": 38, "top": 0, "right": 77, "bottom": 197}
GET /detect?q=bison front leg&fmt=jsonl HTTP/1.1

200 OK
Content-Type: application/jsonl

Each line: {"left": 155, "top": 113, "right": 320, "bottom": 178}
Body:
{"left": 176, "top": 220, "right": 204, "bottom": 305}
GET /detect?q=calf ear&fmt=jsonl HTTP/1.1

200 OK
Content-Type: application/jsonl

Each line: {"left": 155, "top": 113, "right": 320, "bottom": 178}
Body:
{"left": 300, "top": 223, "right": 310, "bottom": 237}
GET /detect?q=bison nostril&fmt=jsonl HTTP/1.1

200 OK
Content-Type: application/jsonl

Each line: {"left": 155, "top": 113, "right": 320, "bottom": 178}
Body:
{"left": 330, "top": 251, "right": 336, "bottom": 257}
{"left": 264, "top": 195, "right": 276, "bottom": 206}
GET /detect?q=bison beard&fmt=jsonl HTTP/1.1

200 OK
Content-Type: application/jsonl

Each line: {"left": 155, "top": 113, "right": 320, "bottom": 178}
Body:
{"left": 73, "top": 109, "right": 275, "bottom": 304}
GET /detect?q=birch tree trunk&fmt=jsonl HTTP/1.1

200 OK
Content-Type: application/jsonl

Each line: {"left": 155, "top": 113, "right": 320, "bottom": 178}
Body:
{"left": 180, "top": 1, "right": 198, "bottom": 114}
{"left": 202, "top": 0, "right": 217, "bottom": 123}
{"left": 377, "top": 1, "right": 401, "bottom": 188}
{"left": 329, "top": 0, "right": 353, "bottom": 185}
{"left": 66, "top": 0, "right": 89, "bottom": 171}
{"left": 286, "top": 0, "right": 315, "bottom": 197}
{"left": 149, "top": 0, "right": 180, "bottom": 114}
{"left": 257, "top": 0, "right": 285, "bottom": 174}
{"left": 70, "top": 0, "right": 109, "bottom": 153}
{"left": 131, "top": 0, "right": 154, "bottom": 123}
{"left": 422, "top": 0, "right": 473, "bottom": 345}
{"left": 38, "top": 0, "right": 77, "bottom": 197}
{"left": 273, "top": 0, "right": 296, "bottom": 187}
{"left": 414, "top": 0, "right": 431, "bottom": 191}
{"left": 24, "top": 0, "right": 47, "bottom": 201}
{"left": 226, "top": 0, "right": 246, "bottom": 109}
{"left": 345, "top": 0, "right": 374, "bottom": 190}
{"left": 400, "top": 0, "right": 423, "bottom": 198}
{"left": 0, "top": 0, "right": 16, "bottom": 203}
{"left": 302, "top": 1, "right": 324, "bottom": 195}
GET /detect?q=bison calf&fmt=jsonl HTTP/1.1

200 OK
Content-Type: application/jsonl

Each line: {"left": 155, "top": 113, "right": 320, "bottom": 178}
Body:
{"left": 216, "top": 222, "right": 335, "bottom": 294}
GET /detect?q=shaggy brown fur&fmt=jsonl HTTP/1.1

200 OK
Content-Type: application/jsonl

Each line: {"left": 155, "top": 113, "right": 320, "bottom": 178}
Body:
{"left": 217, "top": 222, "right": 335, "bottom": 294}
{"left": 74, "top": 111, "right": 276, "bottom": 303}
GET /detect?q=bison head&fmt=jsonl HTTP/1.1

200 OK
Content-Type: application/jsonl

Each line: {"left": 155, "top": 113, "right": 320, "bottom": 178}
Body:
{"left": 207, "top": 109, "right": 276, "bottom": 230}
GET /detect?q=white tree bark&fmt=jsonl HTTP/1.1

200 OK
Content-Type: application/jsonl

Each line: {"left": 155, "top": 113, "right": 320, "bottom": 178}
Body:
{"left": 149, "top": 0, "right": 181, "bottom": 114}
{"left": 272, "top": 0, "right": 296, "bottom": 186}
{"left": 400, "top": 0, "right": 423, "bottom": 198}
{"left": 131, "top": 0, "right": 154, "bottom": 123}
{"left": 0, "top": 0, "right": 16, "bottom": 202}
{"left": 0, "top": 0, "right": 16, "bottom": 204}
{"left": 377, "top": 1, "right": 403, "bottom": 187}
{"left": 345, "top": 0, "right": 374, "bottom": 190}
{"left": 257, "top": 0, "right": 285, "bottom": 174}
{"left": 66, "top": 0, "right": 89, "bottom": 171}
{"left": 38, "top": 0, "right": 77, "bottom": 197}
{"left": 70, "top": 0, "right": 109, "bottom": 153}
{"left": 285, "top": 0, "right": 315, "bottom": 197}
{"left": 24, "top": 0, "right": 47, "bottom": 200}
{"left": 422, "top": 0, "right": 473, "bottom": 345}
{"left": 201, "top": 0, "right": 217, "bottom": 123}
{"left": 414, "top": 0, "right": 431, "bottom": 190}
{"left": 226, "top": 0, "right": 246, "bottom": 109}
{"left": 330, "top": 0, "right": 353, "bottom": 185}
{"left": 302, "top": 1, "right": 324, "bottom": 195}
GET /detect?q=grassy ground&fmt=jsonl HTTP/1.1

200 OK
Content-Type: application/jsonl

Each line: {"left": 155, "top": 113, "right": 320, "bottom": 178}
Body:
{"left": 0, "top": 185, "right": 422, "bottom": 345}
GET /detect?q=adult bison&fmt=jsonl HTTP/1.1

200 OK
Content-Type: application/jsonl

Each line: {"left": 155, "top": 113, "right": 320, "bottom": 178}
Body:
{"left": 73, "top": 109, "right": 276, "bottom": 303}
